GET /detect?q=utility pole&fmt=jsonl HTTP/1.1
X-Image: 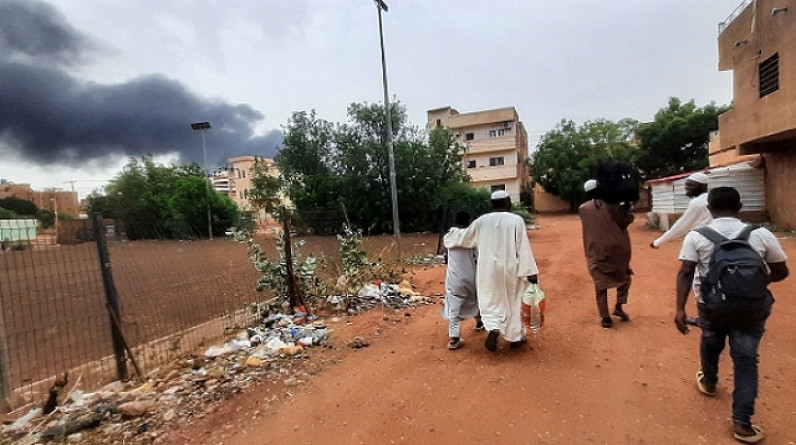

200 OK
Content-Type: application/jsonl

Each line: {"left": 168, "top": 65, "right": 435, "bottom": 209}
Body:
{"left": 190, "top": 122, "right": 214, "bottom": 240}
{"left": 374, "top": 0, "right": 402, "bottom": 261}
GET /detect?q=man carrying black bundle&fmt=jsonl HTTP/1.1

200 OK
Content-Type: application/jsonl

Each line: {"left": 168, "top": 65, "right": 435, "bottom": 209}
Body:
{"left": 579, "top": 178, "right": 634, "bottom": 328}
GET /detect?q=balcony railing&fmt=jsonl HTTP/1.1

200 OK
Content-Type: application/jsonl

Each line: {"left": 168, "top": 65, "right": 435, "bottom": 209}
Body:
{"left": 719, "top": 0, "right": 753, "bottom": 35}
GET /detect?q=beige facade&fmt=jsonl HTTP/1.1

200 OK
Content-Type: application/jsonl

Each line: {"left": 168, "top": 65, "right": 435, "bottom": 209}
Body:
{"left": 0, "top": 182, "right": 79, "bottom": 216}
{"left": 427, "top": 106, "right": 531, "bottom": 204}
{"left": 715, "top": 0, "right": 796, "bottom": 228}
{"left": 214, "top": 156, "right": 284, "bottom": 225}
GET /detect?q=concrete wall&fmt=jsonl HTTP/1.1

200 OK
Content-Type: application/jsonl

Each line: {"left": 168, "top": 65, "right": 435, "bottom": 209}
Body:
{"left": 763, "top": 148, "right": 796, "bottom": 229}
{"left": 717, "top": 0, "right": 796, "bottom": 153}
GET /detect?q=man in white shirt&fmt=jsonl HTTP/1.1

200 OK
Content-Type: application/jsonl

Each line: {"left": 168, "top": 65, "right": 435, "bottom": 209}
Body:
{"left": 675, "top": 187, "right": 788, "bottom": 443}
{"left": 651, "top": 172, "right": 711, "bottom": 248}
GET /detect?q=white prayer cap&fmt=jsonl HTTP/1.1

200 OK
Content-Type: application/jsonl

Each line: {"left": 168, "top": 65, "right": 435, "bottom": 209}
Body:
{"left": 583, "top": 179, "right": 597, "bottom": 193}
{"left": 686, "top": 172, "right": 709, "bottom": 184}
{"left": 490, "top": 190, "right": 510, "bottom": 200}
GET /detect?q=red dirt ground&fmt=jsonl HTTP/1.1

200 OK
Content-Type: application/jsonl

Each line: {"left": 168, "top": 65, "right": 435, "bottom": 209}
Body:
{"left": 167, "top": 214, "right": 796, "bottom": 445}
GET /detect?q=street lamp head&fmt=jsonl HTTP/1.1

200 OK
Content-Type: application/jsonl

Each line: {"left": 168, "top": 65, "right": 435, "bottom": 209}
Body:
{"left": 190, "top": 122, "right": 211, "bottom": 130}
{"left": 374, "top": 0, "right": 388, "bottom": 12}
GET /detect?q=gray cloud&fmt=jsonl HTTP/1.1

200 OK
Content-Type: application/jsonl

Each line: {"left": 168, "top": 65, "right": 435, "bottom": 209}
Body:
{"left": 0, "top": 0, "right": 282, "bottom": 168}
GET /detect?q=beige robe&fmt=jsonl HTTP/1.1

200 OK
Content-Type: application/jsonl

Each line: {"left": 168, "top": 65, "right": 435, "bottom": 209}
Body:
{"left": 578, "top": 199, "right": 633, "bottom": 289}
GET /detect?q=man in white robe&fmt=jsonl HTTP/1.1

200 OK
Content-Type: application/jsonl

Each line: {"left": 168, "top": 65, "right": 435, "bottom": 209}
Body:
{"left": 651, "top": 172, "right": 712, "bottom": 248}
{"left": 444, "top": 190, "right": 539, "bottom": 352}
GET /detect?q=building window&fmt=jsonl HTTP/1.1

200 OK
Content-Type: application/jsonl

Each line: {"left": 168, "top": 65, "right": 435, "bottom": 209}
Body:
{"left": 489, "top": 130, "right": 496, "bottom": 137}
{"left": 759, "top": 53, "right": 779, "bottom": 98}
{"left": 465, "top": 132, "right": 474, "bottom": 141}
{"left": 489, "top": 156, "right": 504, "bottom": 166}
{"left": 467, "top": 160, "right": 476, "bottom": 169}
{"left": 436, "top": 119, "right": 442, "bottom": 127}
{"left": 490, "top": 184, "right": 506, "bottom": 192}
{"left": 488, "top": 129, "right": 506, "bottom": 138}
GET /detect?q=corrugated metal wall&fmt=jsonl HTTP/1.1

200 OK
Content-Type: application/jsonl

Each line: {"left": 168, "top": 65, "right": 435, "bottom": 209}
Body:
{"left": 650, "top": 162, "right": 765, "bottom": 213}
{"left": 707, "top": 163, "right": 765, "bottom": 211}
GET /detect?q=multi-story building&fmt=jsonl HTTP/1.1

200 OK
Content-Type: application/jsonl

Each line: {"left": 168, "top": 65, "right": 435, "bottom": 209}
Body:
{"left": 0, "top": 181, "right": 79, "bottom": 216}
{"left": 213, "top": 156, "right": 283, "bottom": 226}
{"left": 713, "top": 0, "right": 796, "bottom": 228}
{"left": 427, "top": 106, "right": 531, "bottom": 204}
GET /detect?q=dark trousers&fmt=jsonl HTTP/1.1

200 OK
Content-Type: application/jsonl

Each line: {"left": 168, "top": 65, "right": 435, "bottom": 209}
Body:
{"left": 699, "top": 316, "right": 765, "bottom": 428}
{"left": 595, "top": 277, "right": 631, "bottom": 318}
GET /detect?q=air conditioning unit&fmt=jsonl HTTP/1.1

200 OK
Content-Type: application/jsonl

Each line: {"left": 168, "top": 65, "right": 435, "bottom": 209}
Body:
{"left": 502, "top": 121, "right": 511, "bottom": 129}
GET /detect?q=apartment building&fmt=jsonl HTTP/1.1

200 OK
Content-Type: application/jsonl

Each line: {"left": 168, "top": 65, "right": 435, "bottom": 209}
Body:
{"left": 713, "top": 0, "right": 796, "bottom": 228}
{"left": 427, "top": 106, "right": 531, "bottom": 205}
{"left": 213, "top": 156, "right": 283, "bottom": 225}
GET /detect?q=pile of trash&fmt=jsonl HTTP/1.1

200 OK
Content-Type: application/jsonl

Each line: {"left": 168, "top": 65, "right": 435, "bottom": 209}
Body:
{"left": 0, "top": 280, "right": 434, "bottom": 444}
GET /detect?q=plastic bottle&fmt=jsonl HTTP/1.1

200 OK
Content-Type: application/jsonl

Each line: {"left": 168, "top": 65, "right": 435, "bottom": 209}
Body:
{"left": 521, "top": 283, "right": 546, "bottom": 334}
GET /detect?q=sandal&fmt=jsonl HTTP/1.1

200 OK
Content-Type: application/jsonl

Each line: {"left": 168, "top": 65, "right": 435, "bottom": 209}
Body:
{"left": 733, "top": 424, "right": 764, "bottom": 444}
{"left": 696, "top": 370, "right": 716, "bottom": 396}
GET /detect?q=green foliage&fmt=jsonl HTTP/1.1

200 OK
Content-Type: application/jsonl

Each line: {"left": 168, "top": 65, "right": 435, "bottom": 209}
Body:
{"left": 511, "top": 201, "right": 536, "bottom": 225}
{"left": 84, "top": 156, "right": 238, "bottom": 239}
{"left": 0, "top": 197, "right": 37, "bottom": 215}
{"left": 235, "top": 225, "right": 326, "bottom": 315}
{"left": 531, "top": 118, "right": 639, "bottom": 211}
{"left": 636, "top": 98, "right": 730, "bottom": 179}
{"left": 35, "top": 209, "right": 55, "bottom": 228}
{"left": 274, "top": 101, "right": 469, "bottom": 234}
{"left": 336, "top": 225, "right": 383, "bottom": 291}
{"left": 0, "top": 207, "right": 16, "bottom": 219}
{"left": 248, "top": 158, "right": 283, "bottom": 216}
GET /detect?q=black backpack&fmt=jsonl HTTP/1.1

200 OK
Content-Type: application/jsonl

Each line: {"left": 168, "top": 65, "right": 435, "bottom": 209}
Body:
{"left": 695, "top": 225, "right": 774, "bottom": 323}
{"left": 595, "top": 160, "right": 639, "bottom": 204}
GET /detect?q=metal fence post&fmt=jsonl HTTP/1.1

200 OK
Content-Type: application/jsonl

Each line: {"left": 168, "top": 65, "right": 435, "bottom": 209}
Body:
{"left": 0, "top": 276, "right": 11, "bottom": 412}
{"left": 92, "top": 214, "right": 128, "bottom": 381}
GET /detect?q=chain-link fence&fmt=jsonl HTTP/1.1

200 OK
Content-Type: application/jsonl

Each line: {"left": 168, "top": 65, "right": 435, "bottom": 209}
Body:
{"left": 0, "top": 212, "right": 442, "bottom": 411}
{"left": 0, "top": 215, "right": 271, "bottom": 410}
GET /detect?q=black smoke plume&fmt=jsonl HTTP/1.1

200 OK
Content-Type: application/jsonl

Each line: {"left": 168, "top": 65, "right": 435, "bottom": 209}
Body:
{"left": 0, "top": 0, "right": 283, "bottom": 168}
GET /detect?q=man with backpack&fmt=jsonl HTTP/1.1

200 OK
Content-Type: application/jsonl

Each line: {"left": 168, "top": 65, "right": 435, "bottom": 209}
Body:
{"left": 674, "top": 187, "right": 789, "bottom": 443}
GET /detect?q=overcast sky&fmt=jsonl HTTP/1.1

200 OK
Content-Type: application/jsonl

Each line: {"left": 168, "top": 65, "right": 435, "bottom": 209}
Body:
{"left": 0, "top": 0, "right": 742, "bottom": 198}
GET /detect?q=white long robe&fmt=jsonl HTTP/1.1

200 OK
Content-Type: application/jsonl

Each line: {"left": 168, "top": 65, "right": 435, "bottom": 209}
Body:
{"left": 441, "top": 228, "right": 479, "bottom": 322}
{"left": 444, "top": 211, "right": 539, "bottom": 342}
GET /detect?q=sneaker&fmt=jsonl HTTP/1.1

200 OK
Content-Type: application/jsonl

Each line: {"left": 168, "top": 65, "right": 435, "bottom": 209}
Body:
{"left": 696, "top": 370, "right": 716, "bottom": 396}
{"left": 485, "top": 329, "right": 499, "bottom": 352}
{"left": 474, "top": 320, "right": 485, "bottom": 331}
{"left": 601, "top": 317, "right": 613, "bottom": 328}
{"left": 448, "top": 338, "right": 464, "bottom": 350}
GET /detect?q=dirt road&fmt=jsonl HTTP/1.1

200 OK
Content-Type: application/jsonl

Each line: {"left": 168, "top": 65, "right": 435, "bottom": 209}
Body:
{"left": 182, "top": 214, "right": 796, "bottom": 445}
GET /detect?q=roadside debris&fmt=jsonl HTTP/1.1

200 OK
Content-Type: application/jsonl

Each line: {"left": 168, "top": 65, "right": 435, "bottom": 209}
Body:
{"left": 0, "top": 281, "right": 435, "bottom": 444}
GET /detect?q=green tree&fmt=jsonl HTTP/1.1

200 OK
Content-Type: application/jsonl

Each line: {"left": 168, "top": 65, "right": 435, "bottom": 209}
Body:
{"left": 636, "top": 98, "right": 730, "bottom": 179}
{"left": 0, "top": 196, "right": 37, "bottom": 215}
{"left": 248, "top": 157, "right": 284, "bottom": 217}
{"left": 531, "top": 118, "right": 639, "bottom": 211}
{"left": 84, "top": 156, "right": 238, "bottom": 238}
{"left": 0, "top": 207, "right": 16, "bottom": 219}
{"left": 274, "top": 101, "right": 469, "bottom": 234}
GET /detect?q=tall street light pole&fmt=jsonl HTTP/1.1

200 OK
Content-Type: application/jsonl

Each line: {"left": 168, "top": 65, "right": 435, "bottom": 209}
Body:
{"left": 374, "top": 0, "right": 401, "bottom": 260}
{"left": 190, "top": 121, "right": 214, "bottom": 240}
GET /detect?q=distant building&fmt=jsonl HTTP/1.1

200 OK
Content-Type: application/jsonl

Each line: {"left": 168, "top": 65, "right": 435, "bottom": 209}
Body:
{"left": 427, "top": 106, "right": 532, "bottom": 205}
{"left": 714, "top": 0, "right": 796, "bottom": 228}
{"left": 0, "top": 182, "right": 79, "bottom": 216}
{"left": 213, "top": 156, "right": 285, "bottom": 226}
